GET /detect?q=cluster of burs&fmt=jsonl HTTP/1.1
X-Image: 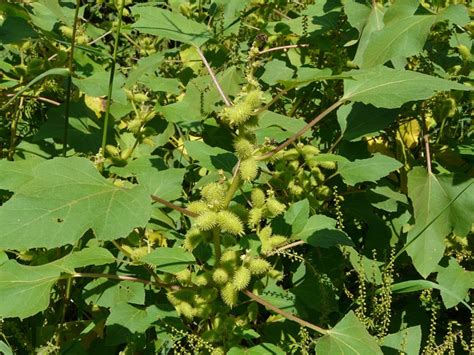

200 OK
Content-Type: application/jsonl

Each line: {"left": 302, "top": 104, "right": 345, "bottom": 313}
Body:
{"left": 165, "top": 88, "right": 293, "bottom": 319}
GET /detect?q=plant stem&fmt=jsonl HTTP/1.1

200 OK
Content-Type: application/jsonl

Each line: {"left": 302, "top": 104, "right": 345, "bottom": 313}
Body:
{"left": 63, "top": 0, "right": 81, "bottom": 157}
{"left": 255, "top": 100, "right": 344, "bottom": 161}
{"left": 100, "top": 0, "right": 125, "bottom": 155}
{"left": 7, "top": 96, "right": 24, "bottom": 161}
{"left": 243, "top": 290, "right": 328, "bottom": 335}
{"left": 151, "top": 194, "right": 198, "bottom": 217}
{"left": 223, "top": 173, "right": 241, "bottom": 209}
{"left": 212, "top": 228, "right": 221, "bottom": 261}
{"left": 258, "top": 44, "right": 309, "bottom": 55}
{"left": 196, "top": 46, "right": 232, "bottom": 107}
{"left": 71, "top": 272, "right": 152, "bottom": 285}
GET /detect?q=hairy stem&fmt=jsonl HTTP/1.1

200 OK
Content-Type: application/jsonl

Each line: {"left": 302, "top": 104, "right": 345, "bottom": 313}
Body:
{"left": 151, "top": 194, "right": 197, "bottom": 217}
{"left": 243, "top": 290, "right": 328, "bottom": 335}
{"left": 63, "top": 0, "right": 81, "bottom": 157}
{"left": 100, "top": 0, "right": 125, "bottom": 155}
{"left": 71, "top": 272, "right": 152, "bottom": 285}
{"left": 258, "top": 44, "right": 309, "bottom": 55}
{"left": 7, "top": 96, "right": 24, "bottom": 161}
{"left": 196, "top": 46, "right": 232, "bottom": 107}
{"left": 256, "top": 100, "right": 344, "bottom": 161}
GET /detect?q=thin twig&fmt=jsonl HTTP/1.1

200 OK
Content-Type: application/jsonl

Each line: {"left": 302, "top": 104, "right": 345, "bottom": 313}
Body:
{"left": 424, "top": 134, "right": 432, "bottom": 174}
{"left": 71, "top": 272, "right": 151, "bottom": 285}
{"left": 258, "top": 44, "right": 309, "bottom": 55}
{"left": 270, "top": 240, "right": 305, "bottom": 254}
{"left": 253, "top": 88, "right": 289, "bottom": 115}
{"left": 63, "top": 0, "right": 81, "bottom": 157}
{"left": 196, "top": 46, "right": 232, "bottom": 107}
{"left": 243, "top": 290, "right": 328, "bottom": 335}
{"left": 256, "top": 100, "right": 344, "bottom": 161}
{"left": 6, "top": 94, "right": 61, "bottom": 106}
{"left": 151, "top": 195, "right": 198, "bottom": 217}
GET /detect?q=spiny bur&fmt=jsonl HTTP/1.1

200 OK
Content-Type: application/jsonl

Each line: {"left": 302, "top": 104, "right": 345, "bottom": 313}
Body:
{"left": 233, "top": 137, "right": 254, "bottom": 159}
{"left": 221, "top": 282, "right": 238, "bottom": 307}
{"left": 265, "top": 197, "right": 286, "bottom": 217}
{"left": 233, "top": 266, "right": 251, "bottom": 290}
{"left": 195, "top": 211, "right": 218, "bottom": 231}
{"left": 212, "top": 267, "right": 230, "bottom": 285}
{"left": 248, "top": 207, "right": 263, "bottom": 228}
{"left": 187, "top": 200, "right": 209, "bottom": 215}
{"left": 201, "top": 183, "right": 226, "bottom": 209}
{"left": 247, "top": 258, "right": 271, "bottom": 275}
{"left": 217, "top": 210, "right": 244, "bottom": 235}
{"left": 250, "top": 188, "right": 266, "bottom": 208}
{"left": 240, "top": 157, "right": 258, "bottom": 181}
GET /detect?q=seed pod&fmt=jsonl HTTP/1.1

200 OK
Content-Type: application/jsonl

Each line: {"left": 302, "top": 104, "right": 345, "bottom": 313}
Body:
{"left": 105, "top": 144, "right": 120, "bottom": 157}
{"left": 269, "top": 235, "right": 287, "bottom": 248}
{"left": 175, "top": 269, "right": 192, "bottom": 285}
{"left": 233, "top": 137, "right": 254, "bottom": 159}
{"left": 221, "top": 282, "right": 238, "bottom": 307}
{"left": 59, "top": 25, "right": 73, "bottom": 38}
{"left": 240, "top": 157, "right": 258, "bottom": 181}
{"left": 224, "top": 101, "right": 253, "bottom": 126}
{"left": 183, "top": 227, "right": 203, "bottom": 251}
{"left": 176, "top": 302, "right": 195, "bottom": 319}
{"left": 317, "top": 160, "right": 337, "bottom": 170}
{"left": 243, "top": 89, "right": 263, "bottom": 109}
{"left": 315, "top": 185, "right": 332, "bottom": 199}
{"left": 248, "top": 207, "right": 263, "bottom": 227}
{"left": 280, "top": 148, "right": 300, "bottom": 161}
{"left": 195, "top": 211, "right": 218, "bottom": 231}
{"left": 201, "top": 183, "right": 226, "bottom": 209}
{"left": 217, "top": 211, "right": 244, "bottom": 235}
{"left": 267, "top": 269, "right": 284, "bottom": 280}
{"left": 288, "top": 180, "right": 304, "bottom": 196}
{"left": 265, "top": 197, "right": 285, "bottom": 217}
{"left": 221, "top": 250, "right": 240, "bottom": 264}
{"left": 302, "top": 145, "right": 320, "bottom": 157}
{"left": 247, "top": 258, "right": 271, "bottom": 275}
{"left": 258, "top": 225, "right": 273, "bottom": 241}
{"left": 212, "top": 267, "right": 230, "bottom": 285}
{"left": 251, "top": 188, "right": 266, "bottom": 208}
{"left": 232, "top": 266, "right": 251, "bottom": 291}
{"left": 194, "top": 272, "right": 211, "bottom": 286}
{"left": 311, "top": 167, "right": 326, "bottom": 183}
{"left": 187, "top": 200, "right": 209, "bottom": 215}
{"left": 458, "top": 44, "right": 471, "bottom": 61}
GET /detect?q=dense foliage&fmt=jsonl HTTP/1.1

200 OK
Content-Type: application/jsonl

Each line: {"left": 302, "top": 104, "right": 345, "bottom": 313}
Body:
{"left": 0, "top": 0, "right": 473, "bottom": 353}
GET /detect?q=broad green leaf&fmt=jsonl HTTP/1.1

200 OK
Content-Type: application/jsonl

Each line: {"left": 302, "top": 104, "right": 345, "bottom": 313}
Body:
{"left": 261, "top": 59, "right": 294, "bottom": 86}
{"left": 72, "top": 70, "right": 126, "bottom": 104}
{"left": 352, "top": 3, "right": 385, "bottom": 65}
{"left": 344, "top": 1, "right": 371, "bottom": 34}
{"left": 338, "top": 153, "right": 402, "bottom": 185}
{"left": 0, "top": 260, "right": 59, "bottom": 319}
{"left": 436, "top": 258, "right": 473, "bottom": 309}
{"left": 61, "top": 247, "right": 116, "bottom": 270}
{"left": 315, "top": 311, "right": 383, "bottom": 354}
{"left": 256, "top": 111, "right": 312, "bottom": 143}
{"left": 0, "top": 14, "right": 37, "bottom": 43}
{"left": 284, "top": 199, "right": 309, "bottom": 235}
{"left": 106, "top": 303, "right": 160, "bottom": 333}
{"left": 358, "top": 15, "right": 435, "bottom": 68}
{"left": 382, "top": 0, "right": 419, "bottom": 24}
{"left": 0, "top": 340, "right": 13, "bottom": 355}
{"left": 140, "top": 247, "right": 195, "bottom": 274}
{"left": 406, "top": 168, "right": 473, "bottom": 277}
{"left": 0, "top": 157, "right": 151, "bottom": 249}
{"left": 337, "top": 102, "right": 398, "bottom": 141}
{"left": 382, "top": 326, "right": 421, "bottom": 355}
{"left": 131, "top": 5, "right": 211, "bottom": 46}
{"left": 184, "top": 140, "right": 237, "bottom": 173}
{"left": 390, "top": 279, "right": 472, "bottom": 310}
{"left": 342, "top": 67, "right": 472, "bottom": 108}
{"left": 297, "top": 215, "right": 354, "bottom": 248}
{"left": 228, "top": 344, "right": 285, "bottom": 355}
{"left": 84, "top": 279, "right": 145, "bottom": 308}
{"left": 28, "top": 0, "right": 83, "bottom": 31}
{"left": 260, "top": 280, "right": 297, "bottom": 313}
{"left": 124, "top": 52, "right": 164, "bottom": 88}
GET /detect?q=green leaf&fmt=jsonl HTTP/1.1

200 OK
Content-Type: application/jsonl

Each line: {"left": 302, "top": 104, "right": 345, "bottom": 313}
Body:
{"left": 228, "top": 343, "right": 286, "bottom": 355}
{"left": 406, "top": 168, "right": 473, "bottom": 277}
{"left": 140, "top": 247, "right": 195, "bottom": 274}
{"left": 284, "top": 199, "right": 309, "bottom": 235}
{"left": 131, "top": 5, "right": 211, "bottom": 46}
{"left": 61, "top": 247, "right": 116, "bottom": 270}
{"left": 337, "top": 103, "right": 398, "bottom": 141}
{"left": 84, "top": 279, "right": 145, "bottom": 308}
{"left": 315, "top": 311, "right": 383, "bottom": 354}
{"left": 342, "top": 67, "right": 472, "bottom": 109}
{"left": 390, "top": 279, "right": 472, "bottom": 310}
{"left": 184, "top": 140, "right": 237, "bottom": 173}
{"left": 297, "top": 215, "right": 354, "bottom": 248}
{"left": 352, "top": 4, "right": 385, "bottom": 65}
{"left": 338, "top": 153, "right": 402, "bottom": 185}
{"left": 0, "top": 260, "right": 59, "bottom": 319}
{"left": 0, "top": 340, "right": 14, "bottom": 355}
{"left": 106, "top": 303, "right": 160, "bottom": 333}
{"left": 436, "top": 258, "right": 473, "bottom": 309}
{"left": 0, "top": 14, "right": 37, "bottom": 43}
{"left": 0, "top": 157, "right": 151, "bottom": 249}
{"left": 382, "top": 326, "right": 421, "bottom": 355}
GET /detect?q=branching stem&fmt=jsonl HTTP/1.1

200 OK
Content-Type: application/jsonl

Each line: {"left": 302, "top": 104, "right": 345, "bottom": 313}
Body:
{"left": 151, "top": 195, "right": 197, "bottom": 217}
{"left": 255, "top": 100, "right": 344, "bottom": 161}
{"left": 243, "top": 290, "right": 328, "bottom": 335}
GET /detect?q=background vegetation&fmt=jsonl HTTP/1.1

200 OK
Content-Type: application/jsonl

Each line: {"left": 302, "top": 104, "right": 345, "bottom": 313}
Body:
{"left": 0, "top": 0, "right": 472, "bottom": 353}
